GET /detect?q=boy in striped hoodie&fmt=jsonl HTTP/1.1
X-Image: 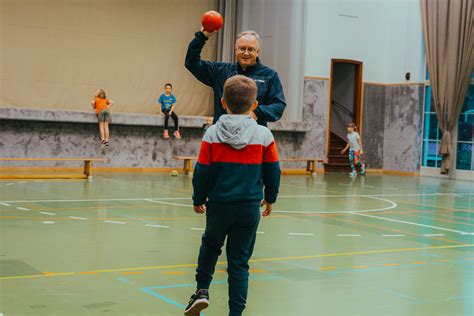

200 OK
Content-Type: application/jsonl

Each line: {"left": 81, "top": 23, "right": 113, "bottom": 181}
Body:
{"left": 185, "top": 75, "right": 281, "bottom": 316}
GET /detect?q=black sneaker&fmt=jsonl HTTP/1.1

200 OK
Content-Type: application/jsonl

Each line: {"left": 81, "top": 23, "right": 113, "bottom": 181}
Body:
{"left": 184, "top": 289, "right": 209, "bottom": 315}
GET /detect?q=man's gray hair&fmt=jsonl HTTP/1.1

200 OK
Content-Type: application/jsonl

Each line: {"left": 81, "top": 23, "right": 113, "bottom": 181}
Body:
{"left": 236, "top": 30, "right": 261, "bottom": 46}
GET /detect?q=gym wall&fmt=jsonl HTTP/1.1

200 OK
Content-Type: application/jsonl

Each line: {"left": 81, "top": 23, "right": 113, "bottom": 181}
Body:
{"left": 1, "top": 0, "right": 218, "bottom": 116}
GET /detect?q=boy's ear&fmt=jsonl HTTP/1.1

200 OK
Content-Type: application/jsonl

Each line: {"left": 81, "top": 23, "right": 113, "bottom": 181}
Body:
{"left": 221, "top": 98, "right": 228, "bottom": 110}
{"left": 251, "top": 100, "right": 258, "bottom": 111}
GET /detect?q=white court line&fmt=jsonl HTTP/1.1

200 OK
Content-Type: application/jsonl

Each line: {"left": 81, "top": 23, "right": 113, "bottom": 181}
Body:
{"left": 104, "top": 221, "right": 126, "bottom": 225}
{"left": 423, "top": 234, "right": 445, "bottom": 237}
{"left": 0, "top": 193, "right": 467, "bottom": 204}
{"left": 273, "top": 195, "right": 398, "bottom": 214}
{"left": 16, "top": 207, "right": 30, "bottom": 211}
{"left": 351, "top": 212, "right": 474, "bottom": 235}
{"left": 0, "top": 203, "right": 11, "bottom": 207}
{"left": 191, "top": 228, "right": 204, "bottom": 231}
{"left": 382, "top": 234, "right": 405, "bottom": 237}
{"left": 42, "top": 221, "right": 55, "bottom": 224}
{"left": 69, "top": 216, "right": 88, "bottom": 220}
{"left": 257, "top": 231, "right": 265, "bottom": 234}
{"left": 144, "top": 199, "right": 193, "bottom": 208}
{"left": 18, "top": 181, "right": 27, "bottom": 184}
{"left": 5, "top": 183, "right": 13, "bottom": 186}
{"left": 145, "top": 224, "right": 169, "bottom": 228}
{"left": 0, "top": 197, "right": 192, "bottom": 203}
{"left": 39, "top": 212, "right": 56, "bottom": 216}
{"left": 289, "top": 232, "right": 314, "bottom": 236}
{"left": 337, "top": 234, "right": 361, "bottom": 237}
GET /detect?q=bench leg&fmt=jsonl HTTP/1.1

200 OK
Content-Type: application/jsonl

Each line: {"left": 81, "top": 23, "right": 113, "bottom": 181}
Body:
{"left": 306, "top": 160, "right": 316, "bottom": 176}
{"left": 183, "top": 159, "right": 193, "bottom": 175}
{"left": 84, "top": 160, "right": 92, "bottom": 178}
{"left": 183, "top": 160, "right": 188, "bottom": 175}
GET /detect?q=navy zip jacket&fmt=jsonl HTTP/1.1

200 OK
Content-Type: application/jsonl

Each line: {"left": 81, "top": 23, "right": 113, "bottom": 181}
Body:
{"left": 185, "top": 31, "right": 287, "bottom": 126}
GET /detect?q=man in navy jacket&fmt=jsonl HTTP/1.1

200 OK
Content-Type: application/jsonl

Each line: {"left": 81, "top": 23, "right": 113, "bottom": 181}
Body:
{"left": 185, "top": 29, "right": 286, "bottom": 126}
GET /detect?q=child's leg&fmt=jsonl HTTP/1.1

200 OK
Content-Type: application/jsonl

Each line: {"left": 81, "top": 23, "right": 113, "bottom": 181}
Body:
{"left": 171, "top": 112, "right": 179, "bottom": 131}
{"left": 349, "top": 150, "right": 356, "bottom": 173}
{"left": 164, "top": 112, "right": 170, "bottom": 131}
{"left": 195, "top": 205, "right": 230, "bottom": 291}
{"left": 99, "top": 122, "right": 105, "bottom": 141}
{"left": 104, "top": 122, "right": 110, "bottom": 142}
{"left": 226, "top": 204, "right": 260, "bottom": 316}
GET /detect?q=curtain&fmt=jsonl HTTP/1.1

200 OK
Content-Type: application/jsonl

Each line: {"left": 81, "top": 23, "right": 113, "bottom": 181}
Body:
{"left": 217, "top": 0, "right": 239, "bottom": 63}
{"left": 420, "top": 0, "right": 474, "bottom": 174}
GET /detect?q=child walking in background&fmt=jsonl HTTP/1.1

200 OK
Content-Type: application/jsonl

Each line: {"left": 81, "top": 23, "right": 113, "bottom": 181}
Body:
{"left": 91, "top": 89, "right": 113, "bottom": 148}
{"left": 341, "top": 122, "right": 366, "bottom": 177}
{"left": 158, "top": 83, "right": 181, "bottom": 139}
{"left": 185, "top": 75, "right": 280, "bottom": 316}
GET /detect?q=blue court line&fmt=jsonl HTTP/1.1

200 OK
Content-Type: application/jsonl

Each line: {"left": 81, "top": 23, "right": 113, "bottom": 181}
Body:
{"left": 141, "top": 276, "right": 280, "bottom": 311}
{"left": 117, "top": 277, "right": 130, "bottom": 283}
{"left": 380, "top": 288, "right": 422, "bottom": 303}
{"left": 141, "top": 280, "right": 227, "bottom": 311}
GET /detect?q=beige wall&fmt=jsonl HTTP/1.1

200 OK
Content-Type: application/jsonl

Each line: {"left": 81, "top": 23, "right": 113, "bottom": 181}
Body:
{"left": 0, "top": 0, "right": 218, "bottom": 116}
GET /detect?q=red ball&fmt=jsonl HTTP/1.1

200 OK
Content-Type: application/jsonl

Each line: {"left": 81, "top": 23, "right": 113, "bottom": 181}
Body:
{"left": 202, "top": 10, "right": 223, "bottom": 32}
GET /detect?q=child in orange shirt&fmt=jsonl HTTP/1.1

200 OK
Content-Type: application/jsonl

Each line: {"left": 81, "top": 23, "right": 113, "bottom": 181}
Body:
{"left": 91, "top": 89, "right": 114, "bottom": 148}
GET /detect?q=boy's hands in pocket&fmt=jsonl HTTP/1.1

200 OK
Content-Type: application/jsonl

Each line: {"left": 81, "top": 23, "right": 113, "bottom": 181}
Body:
{"left": 260, "top": 200, "right": 273, "bottom": 217}
{"left": 194, "top": 205, "right": 206, "bottom": 214}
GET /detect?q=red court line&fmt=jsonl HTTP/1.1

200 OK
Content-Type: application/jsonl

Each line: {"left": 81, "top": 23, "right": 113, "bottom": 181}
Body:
{"left": 388, "top": 211, "right": 474, "bottom": 227}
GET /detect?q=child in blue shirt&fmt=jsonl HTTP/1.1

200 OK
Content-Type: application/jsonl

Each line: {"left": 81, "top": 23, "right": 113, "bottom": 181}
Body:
{"left": 158, "top": 83, "right": 181, "bottom": 139}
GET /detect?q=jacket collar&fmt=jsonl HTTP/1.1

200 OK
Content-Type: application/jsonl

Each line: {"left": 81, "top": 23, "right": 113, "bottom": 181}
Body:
{"left": 237, "top": 57, "right": 261, "bottom": 74}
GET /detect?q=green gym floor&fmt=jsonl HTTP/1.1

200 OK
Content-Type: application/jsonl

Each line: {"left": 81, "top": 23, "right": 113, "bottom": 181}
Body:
{"left": 0, "top": 173, "right": 473, "bottom": 316}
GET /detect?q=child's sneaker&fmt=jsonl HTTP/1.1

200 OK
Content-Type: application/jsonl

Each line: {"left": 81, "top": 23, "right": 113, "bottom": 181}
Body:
{"left": 104, "top": 141, "right": 109, "bottom": 147}
{"left": 174, "top": 131, "right": 182, "bottom": 139}
{"left": 163, "top": 130, "right": 169, "bottom": 139}
{"left": 349, "top": 171, "right": 357, "bottom": 177}
{"left": 184, "top": 289, "right": 209, "bottom": 315}
{"left": 100, "top": 140, "right": 106, "bottom": 149}
{"left": 360, "top": 164, "right": 366, "bottom": 175}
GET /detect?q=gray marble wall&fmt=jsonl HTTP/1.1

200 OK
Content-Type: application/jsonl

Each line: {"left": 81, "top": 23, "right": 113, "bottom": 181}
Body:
{"left": 275, "top": 79, "right": 329, "bottom": 168}
{"left": 362, "top": 83, "right": 424, "bottom": 172}
{"left": 383, "top": 85, "right": 424, "bottom": 172}
{"left": 362, "top": 84, "right": 386, "bottom": 169}
{"left": 0, "top": 79, "right": 423, "bottom": 172}
{"left": 0, "top": 120, "right": 203, "bottom": 168}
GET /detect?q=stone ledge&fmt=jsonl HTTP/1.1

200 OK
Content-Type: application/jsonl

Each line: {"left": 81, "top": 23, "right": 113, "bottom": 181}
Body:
{"left": 0, "top": 106, "right": 310, "bottom": 132}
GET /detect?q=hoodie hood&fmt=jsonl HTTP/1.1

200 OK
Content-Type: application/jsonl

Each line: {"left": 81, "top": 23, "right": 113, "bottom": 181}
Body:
{"left": 215, "top": 115, "right": 258, "bottom": 150}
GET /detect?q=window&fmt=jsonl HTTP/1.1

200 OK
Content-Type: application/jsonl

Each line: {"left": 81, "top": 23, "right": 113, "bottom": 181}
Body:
{"left": 456, "top": 84, "right": 474, "bottom": 170}
{"left": 422, "top": 69, "right": 474, "bottom": 171}
{"left": 422, "top": 86, "right": 443, "bottom": 167}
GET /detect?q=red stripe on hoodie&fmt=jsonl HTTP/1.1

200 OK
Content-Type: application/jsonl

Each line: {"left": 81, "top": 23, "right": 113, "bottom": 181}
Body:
{"left": 212, "top": 143, "right": 263, "bottom": 164}
{"left": 263, "top": 141, "right": 279, "bottom": 163}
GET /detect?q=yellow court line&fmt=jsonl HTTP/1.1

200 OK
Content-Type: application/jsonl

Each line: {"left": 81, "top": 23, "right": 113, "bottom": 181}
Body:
{"left": 1, "top": 244, "right": 472, "bottom": 281}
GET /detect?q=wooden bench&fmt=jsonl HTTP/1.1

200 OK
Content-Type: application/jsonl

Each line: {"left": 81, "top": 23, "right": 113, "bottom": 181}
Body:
{"left": 280, "top": 158, "right": 325, "bottom": 175}
{"left": 0, "top": 158, "right": 108, "bottom": 179}
{"left": 173, "top": 156, "right": 196, "bottom": 175}
{"left": 173, "top": 156, "right": 325, "bottom": 176}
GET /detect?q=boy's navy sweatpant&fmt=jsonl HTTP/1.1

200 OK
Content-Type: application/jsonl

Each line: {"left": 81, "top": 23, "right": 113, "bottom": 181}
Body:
{"left": 195, "top": 202, "right": 260, "bottom": 316}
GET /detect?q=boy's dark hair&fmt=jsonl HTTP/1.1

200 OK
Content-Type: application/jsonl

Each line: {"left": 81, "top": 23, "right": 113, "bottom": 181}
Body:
{"left": 164, "top": 83, "right": 173, "bottom": 89}
{"left": 223, "top": 75, "right": 257, "bottom": 114}
{"left": 347, "top": 122, "right": 357, "bottom": 130}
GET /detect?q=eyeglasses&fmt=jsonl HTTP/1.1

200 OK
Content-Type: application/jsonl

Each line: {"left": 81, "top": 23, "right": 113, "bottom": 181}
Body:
{"left": 236, "top": 47, "right": 258, "bottom": 54}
